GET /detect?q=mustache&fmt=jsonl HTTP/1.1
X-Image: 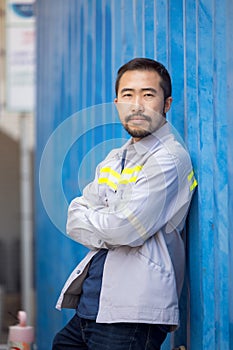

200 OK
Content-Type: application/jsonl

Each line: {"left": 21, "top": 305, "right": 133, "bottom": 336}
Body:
{"left": 125, "top": 113, "right": 152, "bottom": 123}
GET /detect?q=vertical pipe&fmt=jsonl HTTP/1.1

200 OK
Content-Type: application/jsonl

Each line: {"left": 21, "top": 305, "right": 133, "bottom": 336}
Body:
{"left": 20, "top": 113, "right": 33, "bottom": 325}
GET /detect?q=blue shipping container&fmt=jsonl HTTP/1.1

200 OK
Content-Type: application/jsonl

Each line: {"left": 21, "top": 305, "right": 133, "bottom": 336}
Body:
{"left": 35, "top": 0, "right": 233, "bottom": 349}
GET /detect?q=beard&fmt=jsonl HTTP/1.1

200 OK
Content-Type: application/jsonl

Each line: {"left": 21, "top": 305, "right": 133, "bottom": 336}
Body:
{"left": 123, "top": 124, "right": 152, "bottom": 138}
{"left": 123, "top": 112, "right": 162, "bottom": 139}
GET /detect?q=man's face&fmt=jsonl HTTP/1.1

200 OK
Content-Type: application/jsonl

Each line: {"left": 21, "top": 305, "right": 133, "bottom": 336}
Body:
{"left": 114, "top": 70, "right": 172, "bottom": 142}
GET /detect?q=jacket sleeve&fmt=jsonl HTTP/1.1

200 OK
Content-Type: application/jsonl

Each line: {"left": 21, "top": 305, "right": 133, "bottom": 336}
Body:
{"left": 66, "top": 150, "right": 194, "bottom": 249}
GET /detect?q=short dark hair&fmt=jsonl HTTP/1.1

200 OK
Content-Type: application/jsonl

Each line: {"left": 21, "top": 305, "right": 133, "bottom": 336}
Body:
{"left": 115, "top": 57, "right": 172, "bottom": 99}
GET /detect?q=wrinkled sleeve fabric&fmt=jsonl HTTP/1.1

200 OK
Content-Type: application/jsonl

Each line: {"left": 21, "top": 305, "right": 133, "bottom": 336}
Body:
{"left": 66, "top": 146, "right": 192, "bottom": 250}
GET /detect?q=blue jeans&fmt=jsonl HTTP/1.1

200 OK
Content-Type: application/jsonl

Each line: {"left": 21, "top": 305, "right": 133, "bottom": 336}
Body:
{"left": 52, "top": 314, "right": 169, "bottom": 350}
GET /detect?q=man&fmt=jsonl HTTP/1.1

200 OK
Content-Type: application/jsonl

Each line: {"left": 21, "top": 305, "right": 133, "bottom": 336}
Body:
{"left": 52, "top": 58, "right": 197, "bottom": 350}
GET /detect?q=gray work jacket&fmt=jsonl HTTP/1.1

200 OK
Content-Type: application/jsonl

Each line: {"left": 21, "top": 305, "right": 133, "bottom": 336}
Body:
{"left": 56, "top": 123, "right": 197, "bottom": 328}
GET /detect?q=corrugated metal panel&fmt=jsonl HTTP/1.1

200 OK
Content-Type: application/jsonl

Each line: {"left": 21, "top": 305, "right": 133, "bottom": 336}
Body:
{"left": 226, "top": 1, "right": 233, "bottom": 347}
{"left": 35, "top": 0, "right": 233, "bottom": 349}
{"left": 185, "top": 1, "right": 231, "bottom": 349}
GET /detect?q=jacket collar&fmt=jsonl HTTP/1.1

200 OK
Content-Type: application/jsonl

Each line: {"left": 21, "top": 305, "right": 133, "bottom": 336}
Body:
{"left": 122, "top": 122, "right": 172, "bottom": 156}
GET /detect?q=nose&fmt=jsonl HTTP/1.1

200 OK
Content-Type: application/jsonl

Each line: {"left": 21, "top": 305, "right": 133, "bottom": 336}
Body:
{"left": 131, "top": 95, "right": 145, "bottom": 113}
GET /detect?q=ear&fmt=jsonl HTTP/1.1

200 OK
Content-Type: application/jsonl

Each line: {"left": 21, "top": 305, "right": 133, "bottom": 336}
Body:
{"left": 164, "top": 97, "right": 172, "bottom": 114}
{"left": 114, "top": 98, "right": 119, "bottom": 111}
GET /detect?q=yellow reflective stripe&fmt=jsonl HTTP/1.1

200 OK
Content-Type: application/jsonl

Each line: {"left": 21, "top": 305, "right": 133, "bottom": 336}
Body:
{"left": 188, "top": 170, "right": 194, "bottom": 181}
{"left": 98, "top": 178, "right": 117, "bottom": 190}
{"left": 129, "top": 176, "right": 137, "bottom": 182}
{"left": 100, "top": 167, "right": 121, "bottom": 180}
{"left": 121, "top": 207, "right": 146, "bottom": 238}
{"left": 98, "top": 165, "right": 143, "bottom": 190}
{"left": 188, "top": 169, "right": 198, "bottom": 192}
{"left": 119, "top": 176, "right": 138, "bottom": 184}
{"left": 119, "top": 180, "right": 128, "bottom": 185}
{"left": 190, "top": 179, "right": 198, "bottom": 192}
{"left": 122, "top": 165, "right": 143, "bottom": 174}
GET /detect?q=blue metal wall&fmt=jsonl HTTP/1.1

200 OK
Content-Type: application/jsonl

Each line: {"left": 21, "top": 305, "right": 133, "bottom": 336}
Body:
{"left": 35, "top": 0, "right": 233, "bottom": 349}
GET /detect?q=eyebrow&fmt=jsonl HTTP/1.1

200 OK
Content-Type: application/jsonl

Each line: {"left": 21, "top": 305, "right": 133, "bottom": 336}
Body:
{"left": 120, "top": 87, "right": 157, "bottom": 94}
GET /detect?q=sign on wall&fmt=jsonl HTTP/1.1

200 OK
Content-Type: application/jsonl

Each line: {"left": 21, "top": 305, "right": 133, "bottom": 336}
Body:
{"left": 6, "top": 0, "right": 35, "bottom": 112}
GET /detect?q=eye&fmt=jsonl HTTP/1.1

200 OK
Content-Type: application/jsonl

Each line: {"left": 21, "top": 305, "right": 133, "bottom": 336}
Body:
{"left": 122, "top": 93, "right": 132, "bottom": 98}
{"left": 144, "top": 93, "right": 155, "bottom": 99}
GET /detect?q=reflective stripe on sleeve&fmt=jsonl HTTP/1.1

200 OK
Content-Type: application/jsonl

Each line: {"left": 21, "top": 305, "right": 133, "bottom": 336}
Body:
{"left": 188, "top": 170, "right": 198, "bottom": 192}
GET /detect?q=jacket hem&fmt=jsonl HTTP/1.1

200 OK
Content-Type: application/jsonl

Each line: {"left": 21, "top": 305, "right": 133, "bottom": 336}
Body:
{"left": 96, "top": 306, "right": 179, "bottom": 326}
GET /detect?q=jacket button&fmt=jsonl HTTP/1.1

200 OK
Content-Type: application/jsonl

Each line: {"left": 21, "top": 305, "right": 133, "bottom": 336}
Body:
{"left": 98, "top": 239, "right": 102, "bottom": 245}
{"left": 76, "top": 270, "right": 81, "bottom": 274}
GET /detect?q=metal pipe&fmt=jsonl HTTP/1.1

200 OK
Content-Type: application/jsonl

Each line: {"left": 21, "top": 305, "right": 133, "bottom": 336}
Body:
{"left": 20, "top": 112, "right": 33, "bottom": 325}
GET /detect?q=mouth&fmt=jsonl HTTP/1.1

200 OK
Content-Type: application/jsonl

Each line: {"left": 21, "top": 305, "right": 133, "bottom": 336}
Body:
{"left": 127, "top": 118, "right": 148, "bottom": 127}
{"left": 126, "top": 114, "right": 151, "bottom": 124}
{"left": 129, "top": 116, "right": 147, "bottom": 121}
